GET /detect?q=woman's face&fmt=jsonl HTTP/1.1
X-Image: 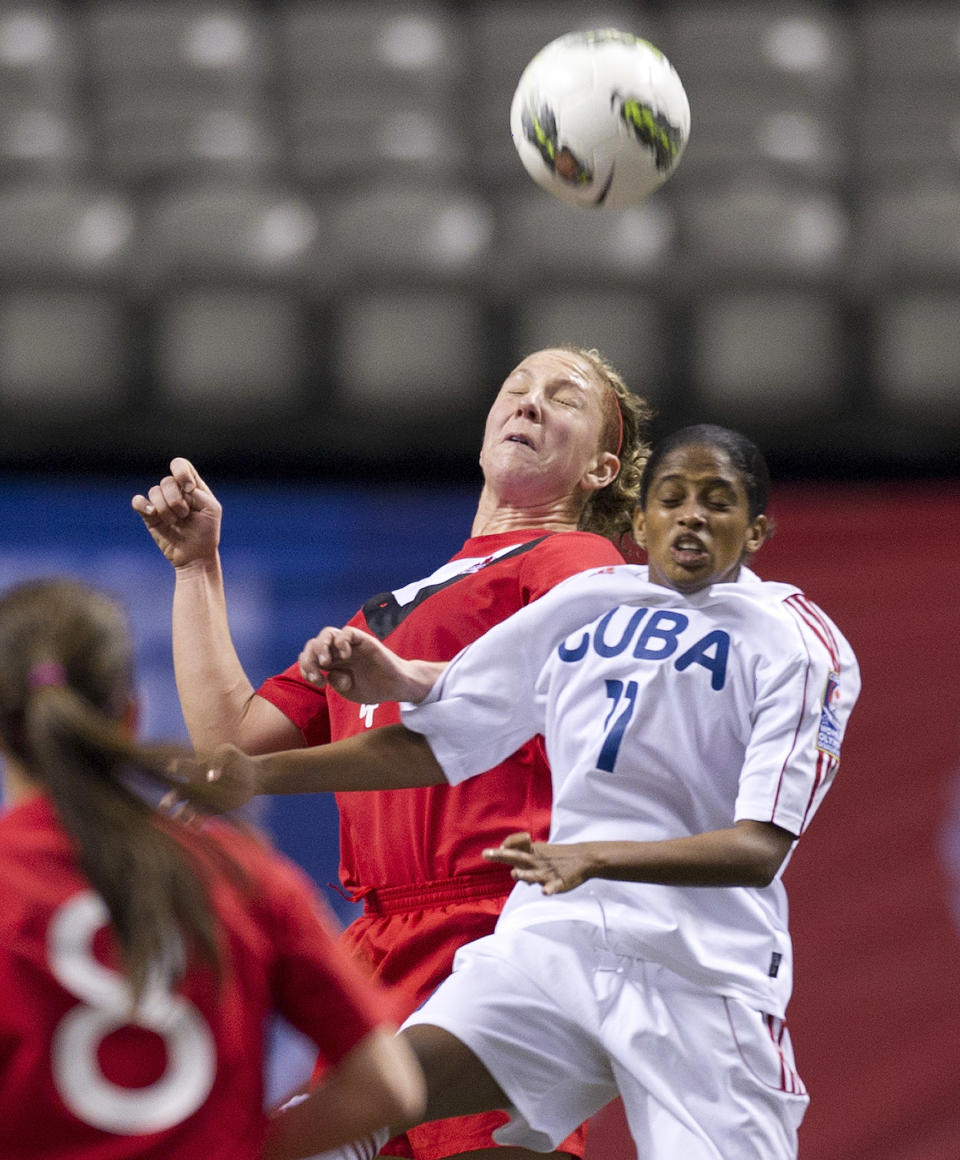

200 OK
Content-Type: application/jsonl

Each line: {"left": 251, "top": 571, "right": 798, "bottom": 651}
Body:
{"left": 478, "top": 349, "right": 618, "bottom": 507}
{"left": 634, "top": 443, "right": 768, "bottom": 594}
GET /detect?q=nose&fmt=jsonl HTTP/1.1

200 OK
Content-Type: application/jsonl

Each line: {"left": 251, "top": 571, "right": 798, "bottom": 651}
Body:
{"left": 677, "top": 500, "right": 706, "bottom": 527}
{"left": 513, "top": 390, "right": 542, "bottom": 420}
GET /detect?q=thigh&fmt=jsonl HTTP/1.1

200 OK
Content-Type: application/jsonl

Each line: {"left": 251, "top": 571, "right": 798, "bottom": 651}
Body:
{"left": 606, "top": 969, "right": 808, "bottom": 1160}
{"left": 349, "top": 910, "right": 588, "bottom": 1160}
{"left": 403, "top": 930, "right": 619, "bottom": 1155}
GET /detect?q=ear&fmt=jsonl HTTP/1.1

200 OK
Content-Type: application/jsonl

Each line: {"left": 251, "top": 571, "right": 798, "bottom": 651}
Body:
{"left": 579, "top": 451, "right": 620, "bottom": 493}
{"left": 744, "top": 514, "right": 768, "bottom": 556}
{"left": 632, "top": 507, "right": 646, "bottom": 548}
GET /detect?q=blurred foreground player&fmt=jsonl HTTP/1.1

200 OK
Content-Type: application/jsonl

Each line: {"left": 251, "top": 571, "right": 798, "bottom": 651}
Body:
{"left": 0, "top": 577, "right": 424, "bottom": 1160}
{"left": 133, "top": 346, "right": 651, "bottom": 1160}
{"left": 189, "top": 424, "right": 861, "bottom": 1160}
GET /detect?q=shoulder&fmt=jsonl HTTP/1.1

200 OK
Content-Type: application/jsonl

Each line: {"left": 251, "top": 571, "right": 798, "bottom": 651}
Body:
{"left": 519, "top": 530, "right": 623, "bottom": 595}
{"left": 532, "top": 530, "right": 623, "bottom": 565}
{"left": 717, "top": 578, "right": 856, "bottom": 672}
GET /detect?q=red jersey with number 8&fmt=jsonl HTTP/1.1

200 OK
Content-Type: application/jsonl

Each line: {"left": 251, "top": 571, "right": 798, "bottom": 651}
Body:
{"left": 0, "top": 796, "right": 396, "bottom": 1160}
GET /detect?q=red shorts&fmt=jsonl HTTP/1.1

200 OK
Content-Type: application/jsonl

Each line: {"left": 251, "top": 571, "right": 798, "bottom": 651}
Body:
{"left": 333, "top": 870, "right": 588, "bottom": 1160}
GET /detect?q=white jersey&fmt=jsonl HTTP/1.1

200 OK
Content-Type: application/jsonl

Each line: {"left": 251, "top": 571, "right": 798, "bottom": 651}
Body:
{"left": 402, "top": 565, "right": 860, "bottom": 1016}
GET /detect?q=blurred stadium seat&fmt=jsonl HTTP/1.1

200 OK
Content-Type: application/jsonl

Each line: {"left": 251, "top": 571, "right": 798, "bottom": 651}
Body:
{"left": 138, "top": 180, "right": 322, "bottom": 287}
{"left": 154, "top": 287, "right": 305, "bottom": 411}
{"left": 491, "top": 189, "right": 676, "bottom": 293}
{"left": 0, "top": 288, "right": 126, "bottom": 409}
{"left": 0, "top": 3, "right": 86, "bottom": 176}
{"left": 872, "top": 292, "right": 960, "bottom": 411}
{"left": 278, "top": 2, "right": 466, "bottom": 186}
{"left": 94, "top": 90, "right": 282, "bottom": 186}
{"left": 0, "top": 1, "right": 78, "bottom": 98}
{"left": 852, "top": 92, "right": 960, "bottom": 186}
{"left": 667, "top": 2, "right": 852, "bottom": 91}
{"left": 854, "top": 180, "right": 960, "bottom": 287}
{"left": 333, "top": 288, "right": 485, "bottom": 412}
{"left": 678, "top": 178, "right": 850, "bottom": 285}
{"left": 666, "top": 2, "right": 851, "bottom": 190}
{"left": 690, "top": 290, "right": 844, "bottom": 417}
{"left": 321, "top": 180, "right": 494, "bottom": 288}
{"left": 671, "top": 87, "right": 847, "bottom": 187}
{"left": 854, "top": 4, "right": 960, "bottom": 189}
{"left": 857, "top": 2, "right": 960, "bottom": 84}
{"left": 84, "top": 1, "right": 280, "bottom": 185}
{"left": 0, "top": 180, "right": 135, "bottom": 281}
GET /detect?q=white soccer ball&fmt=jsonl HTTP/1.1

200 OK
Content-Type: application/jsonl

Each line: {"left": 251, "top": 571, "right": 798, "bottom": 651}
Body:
{"left": 510, "top": 29, "right": 690, "bottom": 209}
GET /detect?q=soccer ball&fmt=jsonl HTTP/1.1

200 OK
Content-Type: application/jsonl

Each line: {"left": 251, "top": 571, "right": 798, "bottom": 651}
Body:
{"left": 510, "top": 29, "right": 690, "bottom": 209}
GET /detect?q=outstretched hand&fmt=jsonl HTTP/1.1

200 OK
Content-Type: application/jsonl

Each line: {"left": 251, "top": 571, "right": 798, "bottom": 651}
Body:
{"left": 164, "top": 743, "right": 262, "bottom": 817}
{"left": 483, "top": 831, "right": 594, "bottom": 895}
{"left": 298, "top": 626, "right": 436, "bottom": 705}
{"left": 131, "top": 457, "right": 222, "bottom": 569}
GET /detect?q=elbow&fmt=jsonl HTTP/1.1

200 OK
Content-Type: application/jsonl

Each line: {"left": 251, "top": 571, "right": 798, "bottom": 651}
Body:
{"left": 740, "top": 844, "right": 790, "bottom": 887}
{"left": 733, "top": 822, "right": 794, "bottom": 887}
{"left": 745, "top": 860, "right": 781, "bottom": 889}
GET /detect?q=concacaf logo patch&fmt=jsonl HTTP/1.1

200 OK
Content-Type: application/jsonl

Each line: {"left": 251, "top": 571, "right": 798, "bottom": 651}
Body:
{"left": 817, "top": 671, "right": 842, "bottom": 758}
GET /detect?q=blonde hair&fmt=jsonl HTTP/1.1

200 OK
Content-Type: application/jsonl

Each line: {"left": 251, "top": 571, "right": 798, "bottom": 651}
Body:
{"left": 558, "top": 345, "right": 653, "bottom": 542}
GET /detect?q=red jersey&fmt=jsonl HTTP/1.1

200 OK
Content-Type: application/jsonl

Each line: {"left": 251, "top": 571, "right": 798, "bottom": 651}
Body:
{"left": 258, "top": 530, "right": 623, "bottom": 896}
{"left": 0, "top": 795, "right": 396, "bottom": 1160}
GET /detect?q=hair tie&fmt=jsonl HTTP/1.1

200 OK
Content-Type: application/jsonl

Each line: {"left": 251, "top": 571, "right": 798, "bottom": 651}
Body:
{"left": 28, "top": 662, "right": 67, "bottom": 689}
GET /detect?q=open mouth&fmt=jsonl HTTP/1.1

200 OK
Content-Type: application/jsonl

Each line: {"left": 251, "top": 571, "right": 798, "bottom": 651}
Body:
{"left": 671, "top": 536, "right": 708, "bottom": 566}
{"left": 505, "top": 433, "right": 534, "bottom": 448}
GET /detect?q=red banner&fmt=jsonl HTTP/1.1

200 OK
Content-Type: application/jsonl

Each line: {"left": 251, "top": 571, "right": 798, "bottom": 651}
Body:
{"left": 587, "top": 481, "right": 960, "bottom": 1160}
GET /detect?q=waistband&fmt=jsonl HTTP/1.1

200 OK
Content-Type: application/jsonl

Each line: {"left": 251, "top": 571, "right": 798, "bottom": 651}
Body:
{"left": 361, "top": 867, "right": 515, "bottom": 915}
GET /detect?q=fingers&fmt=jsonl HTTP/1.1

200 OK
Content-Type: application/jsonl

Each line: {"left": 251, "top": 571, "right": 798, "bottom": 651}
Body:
{"left": 501, "top": 831, "right": 533, "bottom": 850}
{"left": 170, "top": 457, "right": 212, "bottom": 497}
{"left": 298, "top": 627, "right": 366, "bottom": 684}
{"left": 482, "top": 832, "right": 533, "bottom": 864}
{"left": 132, "top": 459, "right": 216, "bottom": 525}
{"left": 299, "top": 629, "right": 341, "bottom": 684}
{"left": 158, "top": 788, "right": 201, "bottom": 827}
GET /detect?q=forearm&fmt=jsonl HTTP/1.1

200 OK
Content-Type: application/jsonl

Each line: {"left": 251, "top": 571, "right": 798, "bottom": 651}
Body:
{"left": 255, "top": 725, "right": 446, "bottom": 794}
{"left": 583, "top": 822, "right": 794, "bottom": 888}
{"left": 491, "top": 820, "right": 797, "bottom": 895}
{"left": 264, "top": 1027, "right": 426, "bottom": 1160}
{"left": 171, "top": 557, "right": 262, "bottom": 751}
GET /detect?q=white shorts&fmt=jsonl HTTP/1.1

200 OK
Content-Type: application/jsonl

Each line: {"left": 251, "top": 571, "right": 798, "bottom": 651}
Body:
{"left": 402, "top": 923, "right": 809, "bottom": 1160}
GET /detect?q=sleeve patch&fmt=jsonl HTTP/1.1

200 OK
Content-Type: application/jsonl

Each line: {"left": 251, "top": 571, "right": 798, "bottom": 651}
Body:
{"left": 817, "top": 671, "right": 842, "bottom": 758}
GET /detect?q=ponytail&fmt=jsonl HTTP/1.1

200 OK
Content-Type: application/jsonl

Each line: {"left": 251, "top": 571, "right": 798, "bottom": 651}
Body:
{"left": 0, "top": 579, "right": 225, "bottom": 1004}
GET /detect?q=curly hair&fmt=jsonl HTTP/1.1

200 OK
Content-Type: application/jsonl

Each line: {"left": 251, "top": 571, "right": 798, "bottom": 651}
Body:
{"left": 556, "top": 345, "right": 654, "bottom": 543}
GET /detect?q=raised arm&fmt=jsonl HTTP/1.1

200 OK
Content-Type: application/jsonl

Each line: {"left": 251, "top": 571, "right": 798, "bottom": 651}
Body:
{"left": 484, "top": 820, "right": 796, "bottom": 895}
{"left": 132, "top": 458, "right": 302, "bottom": 754}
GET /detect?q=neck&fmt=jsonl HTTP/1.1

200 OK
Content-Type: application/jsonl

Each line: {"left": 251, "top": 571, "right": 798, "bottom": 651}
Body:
{"left": 471, "top": 485, "right": 585, "bottom": 536}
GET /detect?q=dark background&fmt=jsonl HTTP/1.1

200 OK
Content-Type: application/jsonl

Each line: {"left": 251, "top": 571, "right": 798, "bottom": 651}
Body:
{"left": 0, "top": 0, "right": 957, "bottom": 487}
